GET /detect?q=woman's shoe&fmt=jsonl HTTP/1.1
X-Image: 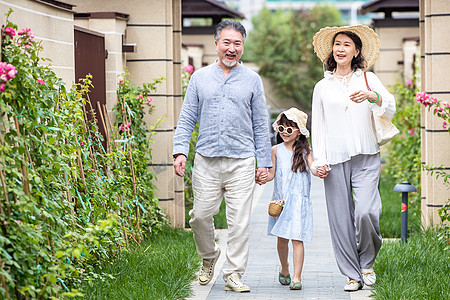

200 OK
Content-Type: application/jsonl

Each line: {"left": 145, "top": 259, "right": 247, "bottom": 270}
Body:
{"left": 344, "top": 279, "right": 362, "bottom": 291}
{"left": 278, "top": 272, "right": 291, "bottom": 285}
{"left": 362, "top": 268, "right": 376, "bottom": 286}
{"left": 289, "top": 281, "right": 302, "bottom": 290}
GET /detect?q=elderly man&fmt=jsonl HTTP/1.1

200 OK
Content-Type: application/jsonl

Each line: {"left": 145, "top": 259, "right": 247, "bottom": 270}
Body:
{"left": 173, "top": 20, "right": 272, "bottom": 292}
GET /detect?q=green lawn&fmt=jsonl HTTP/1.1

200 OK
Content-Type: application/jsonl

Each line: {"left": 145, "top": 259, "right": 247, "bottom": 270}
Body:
{"left": 80, "top": 227, "right": 200, "bottom": 300}
{"left": 374, "top": 229, "right": 450, "bottom": 299}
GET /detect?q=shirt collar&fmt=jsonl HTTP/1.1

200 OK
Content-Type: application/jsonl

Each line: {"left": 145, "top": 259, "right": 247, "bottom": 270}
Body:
{"left": 324, "top": 68, "right": 363, "bottom": 79}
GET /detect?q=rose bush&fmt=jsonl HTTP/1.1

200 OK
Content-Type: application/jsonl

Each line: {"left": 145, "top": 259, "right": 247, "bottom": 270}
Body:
{"left": 0, "top": 12, "right": 166, "bottom": 298}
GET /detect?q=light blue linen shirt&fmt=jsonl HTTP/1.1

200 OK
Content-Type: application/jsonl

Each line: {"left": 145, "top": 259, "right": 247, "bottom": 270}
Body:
{"left": 173, "top": 62, "right": 272, "bottom": 168}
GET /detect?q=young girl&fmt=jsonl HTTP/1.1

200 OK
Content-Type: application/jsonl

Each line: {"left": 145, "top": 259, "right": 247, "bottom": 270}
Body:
{"left": 259, "top": 108, "right": 323, "bottom": 290}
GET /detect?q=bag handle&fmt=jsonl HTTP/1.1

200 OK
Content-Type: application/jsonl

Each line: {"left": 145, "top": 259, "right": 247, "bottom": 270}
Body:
{"left": 364, "top": 71, "right": 371, "bottom": 91}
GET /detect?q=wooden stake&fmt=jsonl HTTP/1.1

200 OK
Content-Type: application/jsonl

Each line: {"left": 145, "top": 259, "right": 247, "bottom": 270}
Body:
{"left": 0, "top": 256, "right": 10, "bottom": 298}
{"left": 14, "top": 117, "right": 30, "bottom": 196}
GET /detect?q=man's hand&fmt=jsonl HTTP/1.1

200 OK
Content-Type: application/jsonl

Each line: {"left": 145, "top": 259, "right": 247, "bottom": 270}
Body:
{"left": 173, "top": 154, "right": 187, "bottom": 177}
{"left": 255, "top": 167, "right": 268, "bottom": 185}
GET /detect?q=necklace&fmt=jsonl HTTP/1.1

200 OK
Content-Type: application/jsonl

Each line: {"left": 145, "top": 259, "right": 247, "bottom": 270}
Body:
{"left": 333, "top": 70, "right": 354, "bottom": 111}
{"left": 333, "top": 70, "right": 354, "bottom": 88}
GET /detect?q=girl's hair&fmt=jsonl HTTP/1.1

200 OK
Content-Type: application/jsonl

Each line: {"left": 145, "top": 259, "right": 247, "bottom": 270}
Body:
{"left": 277, "top": 114, "right": 311, "bottom": 173}
{"left": 325, "top": 31, "right": 366, "bottom": 71}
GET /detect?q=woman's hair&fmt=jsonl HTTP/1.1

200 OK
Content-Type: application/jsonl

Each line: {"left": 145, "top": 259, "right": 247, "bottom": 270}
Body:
{"left": 325, "top": 31, "right": 366, "bottom": 71}
{"left": 277, "top": 114, "right": 311, "bottom": 173}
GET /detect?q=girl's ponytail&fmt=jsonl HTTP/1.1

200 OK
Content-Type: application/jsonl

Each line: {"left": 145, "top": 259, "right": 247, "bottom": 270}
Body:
{"left": 292, "top": 135, "right": 311, "bottom": 173}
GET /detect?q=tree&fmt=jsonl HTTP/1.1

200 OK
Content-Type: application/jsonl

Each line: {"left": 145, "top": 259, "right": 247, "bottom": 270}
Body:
{"left": 244, "top": 6, "right": 342, "bottom": 111}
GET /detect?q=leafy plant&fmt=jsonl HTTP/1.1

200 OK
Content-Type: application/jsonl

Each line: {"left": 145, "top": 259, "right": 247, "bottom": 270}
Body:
{"left": 0, "top": 11, "right": 166, "bottom": 298}
{"left": 385, "top": 80, "right": 421, "bottom": 202}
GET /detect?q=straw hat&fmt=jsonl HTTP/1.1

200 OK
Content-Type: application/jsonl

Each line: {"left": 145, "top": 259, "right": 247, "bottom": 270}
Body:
{"left": 272, "top": 108, "right": 309, "bottom": 138}
{"left": 312, "top": 24, "right": 380, "bottom": 70}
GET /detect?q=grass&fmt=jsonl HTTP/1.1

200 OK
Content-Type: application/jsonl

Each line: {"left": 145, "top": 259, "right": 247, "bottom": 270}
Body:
{"left": 379, "top": 172, "right": 421, "bottom": 238}
{"left": 374, "top": 229, "right": 450, "bottom": 299}
{"left": 79, "top": 227, "right": 200, "bottom": 300}
{"left": 213, "top": 199, "right": 228, "bottom": 229}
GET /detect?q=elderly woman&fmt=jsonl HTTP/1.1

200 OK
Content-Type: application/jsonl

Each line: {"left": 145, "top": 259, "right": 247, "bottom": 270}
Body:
{"left": 311, "top": 25, "right": 396, "bottom": 291}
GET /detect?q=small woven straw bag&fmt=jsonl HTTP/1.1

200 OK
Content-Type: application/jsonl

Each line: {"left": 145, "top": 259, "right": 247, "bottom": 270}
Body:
{"left": 268, "top": 173, "right": 293, "bottom": 217}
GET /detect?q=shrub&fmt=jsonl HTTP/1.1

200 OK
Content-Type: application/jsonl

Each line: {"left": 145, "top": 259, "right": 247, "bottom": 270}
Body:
{"left": 384, "top": 80, "right": 421, "bottom": 227}
{"left": 0, "top": 12, "right": 165, "bottom": 298}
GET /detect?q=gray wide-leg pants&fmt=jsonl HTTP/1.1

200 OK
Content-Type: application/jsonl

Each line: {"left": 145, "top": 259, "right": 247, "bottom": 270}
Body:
{"left": 323, "top": 153, "right": 382, "bottom": 284}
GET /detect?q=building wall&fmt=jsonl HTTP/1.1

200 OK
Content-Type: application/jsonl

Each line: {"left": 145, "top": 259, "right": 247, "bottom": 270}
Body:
{"left": 182, "top": 34, "right": 217, "bottom": 66}
{"left": 420, "top": 0, "right": 450, "bottom": 227}
{"left": 373, "top": 26, "right": 419, "bottom": 87}
{"left": 0, "top": 0, "right": 75, "bottom": 86}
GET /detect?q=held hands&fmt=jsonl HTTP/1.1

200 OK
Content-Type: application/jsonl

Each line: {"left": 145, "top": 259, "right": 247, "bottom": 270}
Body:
{"left": 255, "top": 167, "right": 268, "bottom": 185}
{"left": 173, "top": 154, "right": 187, "bottom": 177}
{"left": 317, "top": 165, "right": 330, "bottom": 179}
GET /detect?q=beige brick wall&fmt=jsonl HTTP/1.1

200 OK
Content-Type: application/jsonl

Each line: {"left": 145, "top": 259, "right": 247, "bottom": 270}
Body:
{"left": 70, "top": 0, "right": 184, "bottom": 227}
{"left": 0, "top": 0, "right": 75, "bottom": 86}
{"left": 420, "top": 0, "right": 450, "bottom": 228}
{"left": 373, "top": 26, "right": 419, "bottom": 87}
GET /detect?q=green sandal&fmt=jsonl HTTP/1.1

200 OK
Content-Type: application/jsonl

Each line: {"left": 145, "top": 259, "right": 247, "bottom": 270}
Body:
{"left": 289, "top": 281, "right": 302, "bottom": 290}
{"left": 278, "top": 272, "right": 291, "bottom": 285}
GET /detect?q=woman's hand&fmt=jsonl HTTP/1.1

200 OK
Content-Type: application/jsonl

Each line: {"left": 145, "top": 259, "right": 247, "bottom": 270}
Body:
{"left": 349, "top": 90, "right": 370, "bottom": 103}
{"left": 349, "top": 90, "right": 382, "bottom": 106}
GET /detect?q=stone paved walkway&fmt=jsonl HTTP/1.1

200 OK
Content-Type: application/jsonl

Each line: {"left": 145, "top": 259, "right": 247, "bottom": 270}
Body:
{"left": 188, "top": 176, "right": 373, "bottom": 300}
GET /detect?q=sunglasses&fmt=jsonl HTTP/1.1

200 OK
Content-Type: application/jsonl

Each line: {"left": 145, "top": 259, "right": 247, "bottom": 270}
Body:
{"left": 277, "top": 125, "right": 299, "bottom": 135}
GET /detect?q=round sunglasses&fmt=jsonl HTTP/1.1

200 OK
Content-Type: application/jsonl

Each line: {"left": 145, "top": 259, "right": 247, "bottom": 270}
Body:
{"left": 277, "top": 125, "right": 299, "bottom": 135}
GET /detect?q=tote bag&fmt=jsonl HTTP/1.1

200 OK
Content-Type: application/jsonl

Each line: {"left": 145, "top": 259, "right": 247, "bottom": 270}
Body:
{"left": 364, "top": 72, "right": 399, "bottom": 146}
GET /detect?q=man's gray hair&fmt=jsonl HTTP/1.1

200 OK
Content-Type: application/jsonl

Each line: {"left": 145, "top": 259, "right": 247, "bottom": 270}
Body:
{"left": 214, "top": 20, "right": 246, "bottom": 43}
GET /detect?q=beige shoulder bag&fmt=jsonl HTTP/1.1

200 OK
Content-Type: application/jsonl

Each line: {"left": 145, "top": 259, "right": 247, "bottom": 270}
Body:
{"left": 364, "top": 72, "right": 399, "bottom": 146}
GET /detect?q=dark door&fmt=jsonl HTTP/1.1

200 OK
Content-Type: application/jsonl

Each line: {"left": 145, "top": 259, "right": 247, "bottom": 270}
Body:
{"left": 74, "top": 27, "right": 107, "bottom": 150}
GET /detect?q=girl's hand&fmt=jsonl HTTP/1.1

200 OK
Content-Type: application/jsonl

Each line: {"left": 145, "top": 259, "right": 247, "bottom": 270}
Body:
{"left": 256, "top": 172, "right": 268, "bottom": 185}
{"left": 255, "top": 167, "right": 268, "bottom": 185}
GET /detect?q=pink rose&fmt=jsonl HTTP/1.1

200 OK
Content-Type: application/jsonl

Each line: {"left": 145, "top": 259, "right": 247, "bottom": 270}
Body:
{"left": 0, "top": 83, "right": 5, "bottom": 92}
{"left": 147, "top": 97, "right": 153, "bottom": 102}
{"left": 136, "top": 94, "right": 143, "bottom": 100}
{"left": 38, "top": 79, "right": 45, "bottom": 85}
{"left": 184, "top": 64, "right": 194, "bottom": 74}
{"left": 7, "top": 69, "right": 16, "bottom": 80}
{"left": 406, "top": 79, "right": 413, "bottom": 86}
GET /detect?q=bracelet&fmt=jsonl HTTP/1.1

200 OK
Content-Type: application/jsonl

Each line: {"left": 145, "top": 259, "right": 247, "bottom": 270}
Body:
{"left": 368, "top": 91, "right": 380, "bottom": 103}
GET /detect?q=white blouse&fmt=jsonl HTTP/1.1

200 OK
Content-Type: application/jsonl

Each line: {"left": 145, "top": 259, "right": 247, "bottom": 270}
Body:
{"left": 311, "top": 69, "right": 396, "bottom": 168}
